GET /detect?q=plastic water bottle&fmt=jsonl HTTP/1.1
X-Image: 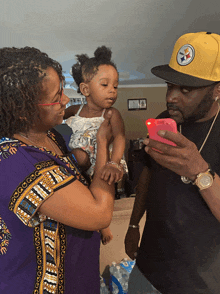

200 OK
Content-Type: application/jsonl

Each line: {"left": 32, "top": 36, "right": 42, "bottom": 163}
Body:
{"left": 119, "top": 258, "right": 136, "bottom": 293}
{"left": 118, "top": 265, "right": 129, "bottom": 293}
{"left": 110, "top": 262, "right": 130, "bottom": 294}
{"left": 112, "top": 261, "right": 117, "bottom": 267}
{"left": 100, "top": 281, "right": 110, "bottom": 294}
{"left": 110, "top": 262, "right": 126, "bottom": 294}
{"left": 120, "top": 258, "right": 135, "bottom": 274}
{"left": 110, "top": 264, "right": 120, "bottom": 294}
{"left": 100, "top": 275, "right": 110, "bottom": 294}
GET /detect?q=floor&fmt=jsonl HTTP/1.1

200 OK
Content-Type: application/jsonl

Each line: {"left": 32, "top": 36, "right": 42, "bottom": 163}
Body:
{"left": 100, "top": 197, "right": 146, "bottom": 280}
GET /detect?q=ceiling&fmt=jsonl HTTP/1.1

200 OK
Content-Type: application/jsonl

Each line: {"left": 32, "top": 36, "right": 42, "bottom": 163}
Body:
{"left": 1, "top": 0, "right": 220, "bottom": 92}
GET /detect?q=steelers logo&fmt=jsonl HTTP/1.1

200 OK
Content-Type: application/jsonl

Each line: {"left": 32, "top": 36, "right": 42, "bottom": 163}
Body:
{"left": 176, "top": 44, "right": 195, "bottom": 66}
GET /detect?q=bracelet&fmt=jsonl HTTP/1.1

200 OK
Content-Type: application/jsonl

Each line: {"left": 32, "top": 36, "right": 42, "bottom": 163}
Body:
{"left": 129, "top": 224, "right": 139, "bottom": 229}
{"left": 106, "top": 161, "right": 123, "bottom": 172}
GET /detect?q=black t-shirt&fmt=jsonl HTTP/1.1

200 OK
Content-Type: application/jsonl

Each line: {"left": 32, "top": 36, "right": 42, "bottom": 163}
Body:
{"left": 136, "top": 113, "right": 220, "bottom": 294}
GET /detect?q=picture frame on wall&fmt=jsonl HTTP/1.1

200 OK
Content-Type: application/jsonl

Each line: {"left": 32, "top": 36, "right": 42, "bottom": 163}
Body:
{"left": 139, "top": 98, "right": 147, "bottom": 109}
{"left": 127, "top": 98, "right": 147, "bottom": 111}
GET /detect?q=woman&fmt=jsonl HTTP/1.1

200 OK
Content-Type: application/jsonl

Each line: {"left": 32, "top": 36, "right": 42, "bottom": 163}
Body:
{"left": 0, "top": 47, "right": 115, "bottom": 293}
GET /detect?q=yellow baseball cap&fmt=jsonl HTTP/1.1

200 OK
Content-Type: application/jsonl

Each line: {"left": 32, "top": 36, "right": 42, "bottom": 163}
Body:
{"left": 151, "top": 32, "right": 220, "bottom": 87}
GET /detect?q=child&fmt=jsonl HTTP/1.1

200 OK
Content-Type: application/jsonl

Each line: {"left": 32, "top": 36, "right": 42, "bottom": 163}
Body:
{"left": 64, "top": 46, "right": 127, "bottom": 245}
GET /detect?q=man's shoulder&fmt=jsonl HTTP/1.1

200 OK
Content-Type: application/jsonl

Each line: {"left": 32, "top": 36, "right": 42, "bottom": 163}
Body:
{"left": 156, "top": 110, "right": 169, "bottom": 119}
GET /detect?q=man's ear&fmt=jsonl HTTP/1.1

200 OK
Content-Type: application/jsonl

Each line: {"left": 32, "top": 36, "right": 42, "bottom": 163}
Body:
{"left": 214, "top": 82, "right": 220, "bottom": 96}
{"left": 80, "top": 83, "right": 90, "bottom": 97}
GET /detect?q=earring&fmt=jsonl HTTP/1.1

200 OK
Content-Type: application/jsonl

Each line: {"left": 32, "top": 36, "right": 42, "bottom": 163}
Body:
{"left": 215, "top": 96, "right": 219, "bottom": 101}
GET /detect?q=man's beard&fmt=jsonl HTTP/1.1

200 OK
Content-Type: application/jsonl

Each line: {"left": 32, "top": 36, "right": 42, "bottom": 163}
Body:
{"left": 167, "top": 87, "right": 215, "bottom": 124}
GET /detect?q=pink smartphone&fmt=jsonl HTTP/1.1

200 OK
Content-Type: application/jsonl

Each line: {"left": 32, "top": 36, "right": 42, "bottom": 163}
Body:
{"left": 145, "top": 118, "right": 177, "bottom": 146}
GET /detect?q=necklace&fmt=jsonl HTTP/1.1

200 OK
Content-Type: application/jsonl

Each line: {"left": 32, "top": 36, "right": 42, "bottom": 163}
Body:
{"left": 180, "top": 103, "right": 220, "bottom": 184}
{"left": 19, "top": 133, "right": 59, "bottom": 154}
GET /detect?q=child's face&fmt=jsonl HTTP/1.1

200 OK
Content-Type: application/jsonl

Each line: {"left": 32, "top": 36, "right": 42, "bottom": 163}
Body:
{"left": 86, "top": 64, "right": 119, "bottom": 109}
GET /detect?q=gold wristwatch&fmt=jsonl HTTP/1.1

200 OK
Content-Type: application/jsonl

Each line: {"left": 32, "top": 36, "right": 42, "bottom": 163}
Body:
{"left": 193, "top": 167, "right": 215, "bottom": 190}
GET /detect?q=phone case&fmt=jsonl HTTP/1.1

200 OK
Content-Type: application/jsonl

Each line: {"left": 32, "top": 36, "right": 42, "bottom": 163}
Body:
{"left": 146, "top": 118, "right": 177, "bottom": 146}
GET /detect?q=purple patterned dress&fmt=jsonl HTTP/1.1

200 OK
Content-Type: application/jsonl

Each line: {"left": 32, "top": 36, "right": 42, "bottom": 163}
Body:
{"left": 0, "top": 130, "right": 101, "bottom": 294}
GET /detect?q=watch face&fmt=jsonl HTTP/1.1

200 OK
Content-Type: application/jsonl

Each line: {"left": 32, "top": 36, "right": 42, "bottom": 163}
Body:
{"left": 195, "top": 171, "right": 214, "bottom": 190}
{"left": 200, "top": 175, "right": 212, "bottom": 187}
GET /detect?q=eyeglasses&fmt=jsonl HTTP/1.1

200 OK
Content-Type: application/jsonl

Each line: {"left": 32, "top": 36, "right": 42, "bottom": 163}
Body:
{"left": 38, "top": 81, "right": 64, "bottom": 106}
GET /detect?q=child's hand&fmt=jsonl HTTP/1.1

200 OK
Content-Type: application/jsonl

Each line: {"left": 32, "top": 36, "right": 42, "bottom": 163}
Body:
{"left": 101, "top": 162, "right": 123, "bottom": 185}
{"left": 100, "top": 227, "right": 113, "bottom": 245}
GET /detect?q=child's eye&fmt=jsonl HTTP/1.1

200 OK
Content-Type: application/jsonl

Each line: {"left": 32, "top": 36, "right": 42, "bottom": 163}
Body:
{"left": 102, "top": 84, "right": 108, "bottom": 87}
{"left": 114, "top": 86, "right": 118, "bottom": 89}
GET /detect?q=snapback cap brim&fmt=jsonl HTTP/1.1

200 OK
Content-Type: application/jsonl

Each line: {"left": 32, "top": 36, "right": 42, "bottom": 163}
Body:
{"left": 151, "top": 65, "right": 216, "bottom": 87}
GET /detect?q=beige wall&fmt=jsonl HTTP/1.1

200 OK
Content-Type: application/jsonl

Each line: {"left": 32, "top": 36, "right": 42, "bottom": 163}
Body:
{"left": 114, "top": 85, "right": 167, "bottom": 157}
{"left": 64, "top": 86, "right": 167, "bottom": 141}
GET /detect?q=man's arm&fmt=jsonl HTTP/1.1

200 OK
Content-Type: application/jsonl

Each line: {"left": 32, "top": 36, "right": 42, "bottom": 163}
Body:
{"left": 144, "top": 130, "right": 220, "bottom": 221}
{"left": 124, "top": 166, "right": 151, "bottom": 260}
{"left": 128, "top": 166, "right": 151, "bottom": 226}
{"left": 198, "top": 174, "right": 220, "bottom": 222}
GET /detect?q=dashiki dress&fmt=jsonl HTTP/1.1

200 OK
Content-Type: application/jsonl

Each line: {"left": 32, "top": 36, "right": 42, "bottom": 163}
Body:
{"left": 0, "top": 129, "right": 100, "bottom": 294}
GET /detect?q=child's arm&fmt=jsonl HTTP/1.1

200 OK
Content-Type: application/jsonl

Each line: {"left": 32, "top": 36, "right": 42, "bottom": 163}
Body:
{"left": 109, "top": 108, "right": 126, "bottom": 164}
{"left": 71, "top": 148, "right": 91, "bottom": 171}
{"left": 63, "top": 105, "right": 79, "bottom": 120}
{"left": 101, "top": 108, "right": 126, "bottom": 184}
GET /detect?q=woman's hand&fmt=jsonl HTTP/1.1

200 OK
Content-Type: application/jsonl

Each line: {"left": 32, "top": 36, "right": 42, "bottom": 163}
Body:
{"left": 96, "top": 110, "right": 113, "bottom": 145}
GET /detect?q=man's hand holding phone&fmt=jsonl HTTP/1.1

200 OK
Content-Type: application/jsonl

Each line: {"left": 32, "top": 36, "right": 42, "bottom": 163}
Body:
{"left": 144, "top": 118, "right": 208, "bottom": 180}
{"left": 146, "top": 118, "right": 177, "bottom": 151}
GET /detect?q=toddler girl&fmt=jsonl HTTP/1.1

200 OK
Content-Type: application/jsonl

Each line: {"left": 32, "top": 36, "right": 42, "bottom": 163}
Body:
{"left": 64, "top": 46, "right": 127, "bottom": 245}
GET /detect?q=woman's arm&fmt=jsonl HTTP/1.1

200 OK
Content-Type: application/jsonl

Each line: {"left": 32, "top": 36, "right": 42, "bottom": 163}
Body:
{"left": 39, "top": 112, "right": 115, "bottom": 231}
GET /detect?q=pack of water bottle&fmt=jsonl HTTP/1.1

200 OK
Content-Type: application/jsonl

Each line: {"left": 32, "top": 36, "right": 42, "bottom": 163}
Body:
{"left": 109, "top": 258, "right": 136, "bottom": 294}
{"left": 100, "top": 275, "right": 110, "bottom": 294}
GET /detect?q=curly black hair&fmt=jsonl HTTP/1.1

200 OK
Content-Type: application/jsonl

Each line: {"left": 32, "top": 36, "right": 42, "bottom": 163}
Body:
{"left": 0, "top": 46, "right": 64, "bottom": 137}
{"left": 71, "top": 46, "right": 118, "bottom": 94}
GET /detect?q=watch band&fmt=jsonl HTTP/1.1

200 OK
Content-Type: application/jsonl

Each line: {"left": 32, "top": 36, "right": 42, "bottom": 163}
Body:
{"left": 207, "top": 164, "right": 215, "bottom": 179}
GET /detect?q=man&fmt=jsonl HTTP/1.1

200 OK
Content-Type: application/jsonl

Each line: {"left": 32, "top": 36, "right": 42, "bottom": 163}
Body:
{"left": 125, "top": 32, "right": 220, "bottom": 294}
